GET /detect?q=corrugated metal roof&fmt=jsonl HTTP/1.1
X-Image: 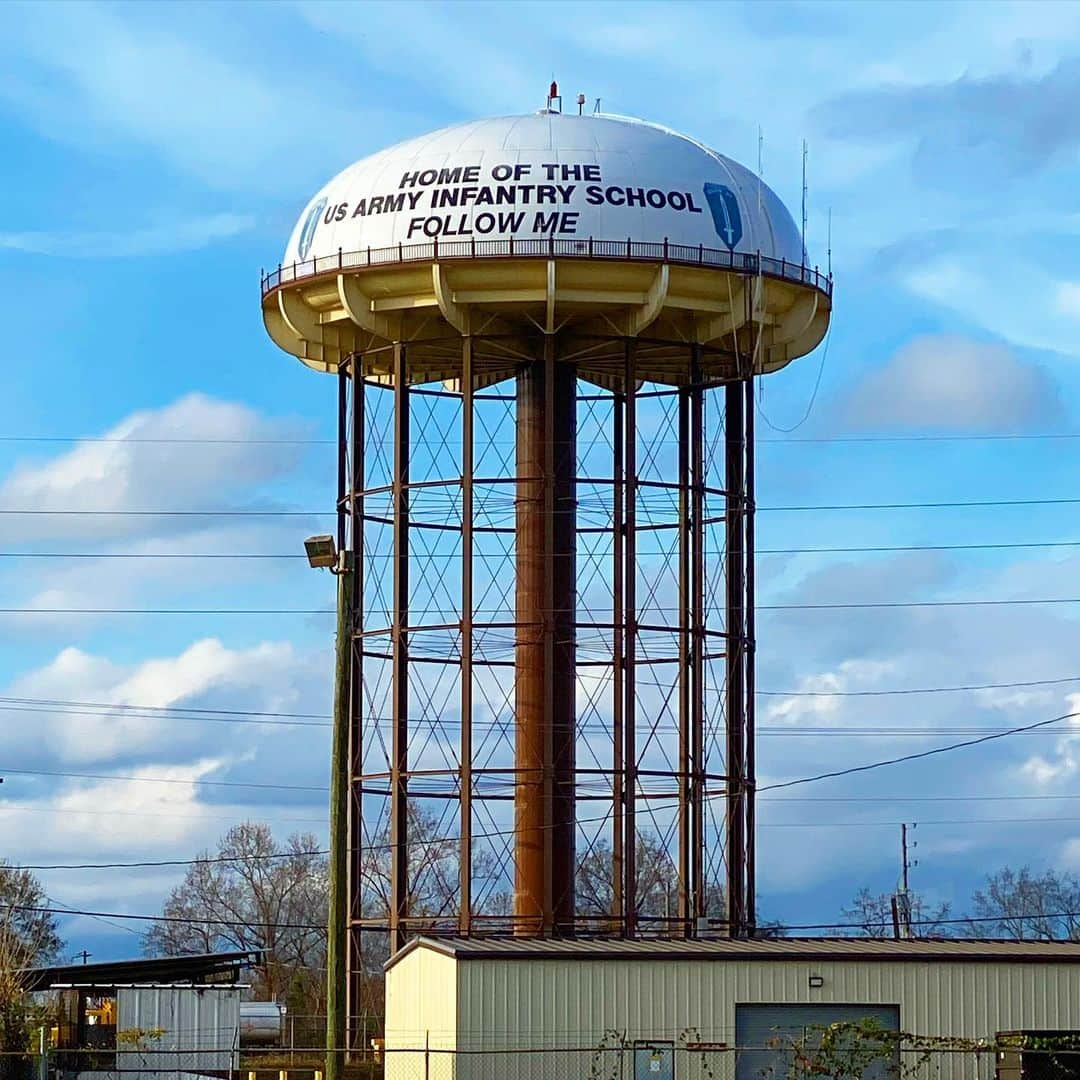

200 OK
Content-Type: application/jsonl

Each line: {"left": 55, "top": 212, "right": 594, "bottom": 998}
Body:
{"left": 387, "top": 935, "right": 1080, "bottom": 971}
{"left": 27, "top": 950, "right": 261, "bottom": 991}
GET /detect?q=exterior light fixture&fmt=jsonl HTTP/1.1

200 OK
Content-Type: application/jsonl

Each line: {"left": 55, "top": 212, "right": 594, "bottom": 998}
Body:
{"left": 304, "top": 534, "right": 338, "bottom": 570}
{"left": 808, "top": 975, "right": 824, "bottom": 988}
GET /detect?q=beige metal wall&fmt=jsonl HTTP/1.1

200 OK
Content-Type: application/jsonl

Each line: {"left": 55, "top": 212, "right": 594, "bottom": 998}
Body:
{"left": 384, "top": 946, "right": 458, "bottom": 1078}
{"left": 386, "top": 948, "right": 1080, "bottom": 1080}
{"left": 457, "top": 954, "right": 1080, "bottom": 1049}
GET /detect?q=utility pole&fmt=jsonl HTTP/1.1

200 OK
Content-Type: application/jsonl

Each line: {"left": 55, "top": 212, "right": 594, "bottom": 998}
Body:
{"left": 902, "top": 823, "right": 911, "bottom": 894}
{"left": 894, "top": 823, "right": 915, "bottom": 939}
{"left": 327, "top": 564, "right": 352, "bottom": 1080}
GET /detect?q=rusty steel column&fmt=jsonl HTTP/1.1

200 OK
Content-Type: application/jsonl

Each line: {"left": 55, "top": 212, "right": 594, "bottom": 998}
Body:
{"left": 459, "top": 337, "right": 474, "bottom": 935}
{"left": 677, "top": 376, "right": 691, "bottom": 935}
{"left": 515, "top": 337, "right": 576, "bottom": 935}
{"left": 622, "top": 340, "right": 638, "bottom": 938}
{"left": 690, "top": 350, "right": 705, "bottom": 927}
{"left": 744, "top": 373, "right": 757, "bottom": 931}
{"left": 389, "top": 343, "right": 409, "bottom": 953}
{"left": 611, "top": 386, "right": 625, "bottom": 927}
{"left": 725, "top": 378, "right": 748, "bottom": 936}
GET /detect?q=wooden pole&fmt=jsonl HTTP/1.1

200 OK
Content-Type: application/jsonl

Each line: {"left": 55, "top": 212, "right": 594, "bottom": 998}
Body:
{"left": 326, "top": 566, "right": 351, "bottom": 1080}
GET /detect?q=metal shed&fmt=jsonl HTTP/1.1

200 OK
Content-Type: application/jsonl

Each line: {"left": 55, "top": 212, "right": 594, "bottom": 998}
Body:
{"left": 31, "top": 952, "right": 257, "bottom": 1080}
{"left": 51, "top": 984, "right": 241, "bottom": 1080}
{"left": 383, "top": 937, "right": 1080, "bottom": 1080}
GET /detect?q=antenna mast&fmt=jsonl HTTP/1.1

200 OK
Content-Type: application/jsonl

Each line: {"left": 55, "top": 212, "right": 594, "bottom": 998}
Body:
{"left": 757, "top": 126, "right": 764, "bottom": 216}
{"left": 801, "top": 139, "right": 808, "bottom": 264}
{"left": 827, "top": 207, "right": 832, "bottom": 278}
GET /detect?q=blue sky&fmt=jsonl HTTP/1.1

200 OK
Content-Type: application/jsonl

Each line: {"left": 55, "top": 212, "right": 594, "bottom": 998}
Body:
{"left": 3, "top": 0, "right": 1080, "bottom": 960}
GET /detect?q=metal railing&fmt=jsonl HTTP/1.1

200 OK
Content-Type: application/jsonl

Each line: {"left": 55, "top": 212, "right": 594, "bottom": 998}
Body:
{"left": 260, "top": 236, "right": 832, "bottom": 298}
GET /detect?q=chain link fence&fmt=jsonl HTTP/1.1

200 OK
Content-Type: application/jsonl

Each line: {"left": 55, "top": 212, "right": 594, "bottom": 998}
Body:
{"left": 8, "top": 1039, "right": 1078, "bottom": 1080}
{"left": 375, "top": 1043, "right": 1080, "bottom": 1080}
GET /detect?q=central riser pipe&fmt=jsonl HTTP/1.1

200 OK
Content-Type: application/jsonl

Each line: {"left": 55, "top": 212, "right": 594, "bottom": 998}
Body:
{"left": 515, "top": 343, "right": 577, "bottom": 935}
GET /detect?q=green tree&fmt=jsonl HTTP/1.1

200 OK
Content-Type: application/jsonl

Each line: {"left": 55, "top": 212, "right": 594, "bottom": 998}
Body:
{"left": 0, "top": 863, "right": 63, "bottom": 1067}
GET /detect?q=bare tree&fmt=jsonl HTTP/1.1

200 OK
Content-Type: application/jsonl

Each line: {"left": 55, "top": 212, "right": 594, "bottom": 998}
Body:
{"left": 841, "top": 886, "right": 952, "bottom": 938}
{"left": 144, "top": 823, "right": 327, "bottom": 1010}
{"left": 576, "top": 832, "right": 728, "bottom": 925}
{"left": 967, "top": 867, "right": 1080, "bottom": 940}
{"left": 0, "top": 864, "right": 62, "bottom": 1068}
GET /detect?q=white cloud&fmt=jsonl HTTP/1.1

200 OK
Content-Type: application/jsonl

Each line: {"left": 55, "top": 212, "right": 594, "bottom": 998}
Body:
{"left": 901, "top": 255, "right": 1080, "bottom": 356}
{"left": 833, "top": 334, "right": 1065, "bottom": 432}
{"left": 0, "top": 759, "right": 229, "bottom": 855}
{"left": 0, "top": 393, "right": 312, "bottom": 543}
{"left": 763, "top": 659, "right": 896, "bottom": 724}
{"left": 0, "top": 213, "right": 255, "bottom": 258}
{"left": 3, "top": 636, "right": 327, "bottom": 768}
{"left": 1015, "top": 697, "right": 1080, "bottom": 787}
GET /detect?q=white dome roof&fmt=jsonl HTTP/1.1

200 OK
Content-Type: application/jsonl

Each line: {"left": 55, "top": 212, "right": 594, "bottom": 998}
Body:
{"left": 282, "top": 112, "right": 806, "bottom": 268}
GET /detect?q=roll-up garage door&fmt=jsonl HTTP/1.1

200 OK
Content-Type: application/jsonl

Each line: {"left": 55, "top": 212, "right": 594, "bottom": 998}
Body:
{"left": 736, "top": 1003, "right": 900, "bottom": 1080}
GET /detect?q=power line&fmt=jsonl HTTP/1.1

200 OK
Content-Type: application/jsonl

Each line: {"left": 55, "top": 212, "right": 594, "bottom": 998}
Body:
{"left": 0, "top": 553, "right": 308, "bottom": 559}
{"left": 8, "top": 431, "right": 1080, "bottom": 447}
{"left": 0, "top": 766, "right": 324, "bottom": 793}
{"left": 0, "top": 696, "right": 325, "bottom": 720}
{"left": 4, "top": 595, "right": 1080, "bottom": 615}
{"left": 0, "top": 673, "right": 1076, "bottom": 731}
{"left": 761, "top": 540, "right": 1080, "bottom": 555}
{"left": 777, "top": 908, "right": 1080, "bottom": 933}
{"left": 761, "top": 432, "right": 1080, "bottom": 445}
{"left": 5, "top": 707, "right": 1075, "bottom": 869}
{"left": 4, "top": 431, "right": 1080, "bottom": 447}
{"left": 6, "top": 538, "right": 1080, "bottom": 559}
{"left": 761, "top": 497, "right": 1080, "bottom": 512}
{"left": 0, "top": 436, "right": 334, "bottom": 445}
{"left": 0, "top": 701, "right": 329, "bottom": 730}
{"left": 758, "top": 598, "right": 1080, "bottom": 611}
{"left": 0, "top": 700, "right": 1071, "bottom": 739}
{"left": 758, "top": 675, "right": 1080, "bottom": 697}
{"left": 0, "top": 608, "right": 328, "bottom": 615}
{"left": 18, "top": 813, "right": 1080, "bottom": 874}
{"left": 3, "top": 495, "right": 1080, "bottom": 516}
{"left": 13, "top": 900, "right": 1080, "bottom": 936}
{"left": 759, "top": 709, "right": 1080, "bottom": 792}
{"left": 4, "top": 902, "right": 324, "bottom": 932}
{"left": 769, "top": 793, "right": 1080, "bottom": 804}
{"left": 0, "top": 509, "right": 324, "bottom": 517}
{"left": 0, "top": 669, "right": 1075, "bottom": 740}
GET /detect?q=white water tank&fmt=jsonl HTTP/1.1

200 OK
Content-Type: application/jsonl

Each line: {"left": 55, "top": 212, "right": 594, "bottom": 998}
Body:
{"left": 239, "top": 1001, "right": 285, "bottom": 1045}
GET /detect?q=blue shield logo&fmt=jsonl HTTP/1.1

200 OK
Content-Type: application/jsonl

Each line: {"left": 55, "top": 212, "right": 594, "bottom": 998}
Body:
{"left": 297, "top": 197, "right": 328, "bottom": 261}
{"left": 703, "top": 183, "right": 742, "bottom": 251}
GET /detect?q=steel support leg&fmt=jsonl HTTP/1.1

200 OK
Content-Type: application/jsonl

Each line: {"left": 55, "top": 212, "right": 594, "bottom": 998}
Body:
{"left": 390, "top": 344, "right": 409, "bottom": 953}
{"left": 725, "top": 378, "right": 748, "bottom": 936}
{"left": 460, "top": 339, "right": 474, "bottom": 935}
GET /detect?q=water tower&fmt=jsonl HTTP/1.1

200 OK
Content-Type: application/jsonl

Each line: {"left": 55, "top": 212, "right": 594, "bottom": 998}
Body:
{"left": 261, "top": 99, "right": 830, "bottom": 1036}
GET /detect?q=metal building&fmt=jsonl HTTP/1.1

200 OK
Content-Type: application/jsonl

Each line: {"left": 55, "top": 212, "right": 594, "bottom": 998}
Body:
{"left": 52, "top": 984, "right": 240, "bottom": 1080}
{"left": 383, "top": 937, "right": 1080, "bottom": 1080}
{"left": 31, "top": 951, "right": 254, "bottom": 1080}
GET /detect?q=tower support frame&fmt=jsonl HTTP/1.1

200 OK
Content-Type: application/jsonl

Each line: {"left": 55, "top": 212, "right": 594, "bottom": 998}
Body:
{"left": 335, "top": 333, "right": 758, "bottom": 1043}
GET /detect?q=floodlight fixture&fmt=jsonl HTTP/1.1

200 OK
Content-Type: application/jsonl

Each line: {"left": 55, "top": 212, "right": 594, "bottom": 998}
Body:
{"left": 304, "top": 534, "right": 338, "bottom": 570}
